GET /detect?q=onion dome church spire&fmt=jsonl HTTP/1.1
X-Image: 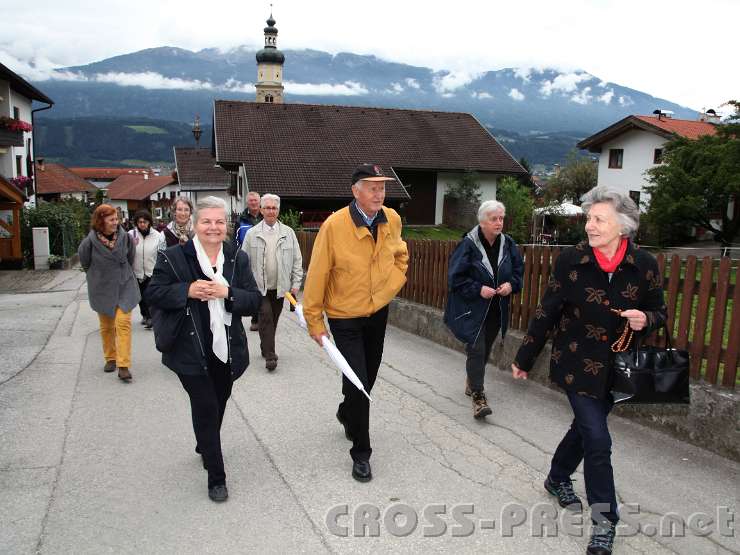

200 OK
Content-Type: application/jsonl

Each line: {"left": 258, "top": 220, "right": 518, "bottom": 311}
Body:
{"left": 255, "top": 9, "right": 285, "bottom": 103}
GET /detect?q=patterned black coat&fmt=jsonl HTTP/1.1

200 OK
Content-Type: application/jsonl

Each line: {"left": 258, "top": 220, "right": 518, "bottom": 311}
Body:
{"left": 513, "top": 240, "right": 667, "bottom": 399}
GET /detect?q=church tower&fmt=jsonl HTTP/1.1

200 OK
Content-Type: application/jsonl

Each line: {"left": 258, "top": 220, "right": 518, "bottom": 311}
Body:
{"left": 255, "top": 12, "right": 285, "bottom": 103}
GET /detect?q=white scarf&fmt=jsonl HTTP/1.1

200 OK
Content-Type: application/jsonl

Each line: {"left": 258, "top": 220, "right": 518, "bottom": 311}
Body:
{"left": 192, "top": 235, "right": 232, "bottom": 363}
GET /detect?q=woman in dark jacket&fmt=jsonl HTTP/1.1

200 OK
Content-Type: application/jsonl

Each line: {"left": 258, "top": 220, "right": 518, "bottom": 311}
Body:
{"left": 512, "top": 187, "right": 667, "bottom": 555}
{"left": 146, "top": 196, "right": 261, "bottom": 503}
{"left": 444, "top": 200, "right": 524, "bottom": 418}
{"left": 78, "top": 204, "right": 140, "bottom": 382}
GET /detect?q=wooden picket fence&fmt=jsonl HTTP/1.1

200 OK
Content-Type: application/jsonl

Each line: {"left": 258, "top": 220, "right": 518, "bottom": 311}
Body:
{"left": 296, "top": 232, "right": 739, "bottom": 390}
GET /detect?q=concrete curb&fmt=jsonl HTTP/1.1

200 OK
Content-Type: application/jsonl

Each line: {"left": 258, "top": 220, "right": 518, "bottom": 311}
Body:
{"left": 389, "top": 298, "right": 740, "bottom": 462}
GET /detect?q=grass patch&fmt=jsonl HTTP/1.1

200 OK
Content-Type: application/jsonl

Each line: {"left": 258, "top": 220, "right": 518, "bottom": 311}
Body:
{"left": 403, "top": 225, "right": 465, "bottom": 240}
{"left": 125, "top": 125, "right": 167, "bottom": 134}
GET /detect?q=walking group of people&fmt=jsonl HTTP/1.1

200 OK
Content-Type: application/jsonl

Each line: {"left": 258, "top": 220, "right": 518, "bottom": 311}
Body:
{"left": 78, "top": 162, "right": 664, "bottom": 554}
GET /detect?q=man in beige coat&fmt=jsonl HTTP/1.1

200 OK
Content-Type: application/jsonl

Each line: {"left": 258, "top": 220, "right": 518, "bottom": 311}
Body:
{"left": 242, "top": 194, "right": 303, "bottom": 371}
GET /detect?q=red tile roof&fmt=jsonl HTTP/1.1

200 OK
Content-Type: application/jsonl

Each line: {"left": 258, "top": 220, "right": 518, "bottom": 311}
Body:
{"left": 69, "top": 167, "right": 153, "bottom": 181}
{"left": 578, "top": 115, "right": 718, "bottom": 152}
{"left": 173, "top": 148, "right": 230, "bottom": 191}
{"left": 35, "top": 163, "right": 97, "bottom": 195}
{"left": 213, "top": 101, "right": 526, "bottom": 199}
{"left": 106, "top": 174, "right": 176, "bottom": 201}
{"left": 633, "top": 115, "right": 718, "bottom": 140}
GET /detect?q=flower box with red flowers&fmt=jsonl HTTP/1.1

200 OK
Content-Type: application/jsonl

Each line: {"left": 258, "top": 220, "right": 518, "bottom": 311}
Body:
{"left": 0, "top": 116, "right": 33, "bottom": 133}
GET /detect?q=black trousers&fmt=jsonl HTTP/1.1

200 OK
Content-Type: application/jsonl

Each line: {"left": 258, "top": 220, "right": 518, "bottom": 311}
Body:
{"left": 138, "top": 277, "right": 151, "bottom": 319}
{"left": 177, "top": 355, "right": 233, "bottom": 488}
{"left": 549, "top": 391, "right": 618, "bottom": 525}
{"left": 328, "top": 305, "right": 389, "bottom": 463}
{"left": 258, "top": 289, "right": 284, "bottom": 361}
{"left": 465, "top": 304, "right": 501, "bottom": 391}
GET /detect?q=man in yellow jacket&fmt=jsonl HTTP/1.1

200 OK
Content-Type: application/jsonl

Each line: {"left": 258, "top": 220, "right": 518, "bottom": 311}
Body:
{"left": 303, "top": 163, "right": 409, "bottom": 482}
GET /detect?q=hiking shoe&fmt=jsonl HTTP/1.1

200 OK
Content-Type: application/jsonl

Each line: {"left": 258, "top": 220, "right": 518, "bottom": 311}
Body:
{"left": 545, "top": 476, "right": 583, "bottom": 511}
{"left": 117, "top": 367, "right": 132, "bottom": 382}
{"left": 208, "top": 484, "right": 229, "bottom": 502}
{"left": 103, "top": 360, "right": 116, "bottom": 373}
{"left": 465, "top": 377, "right": 472, "bottom": 397}
{"left": 471, "top": 391, "right": 492, "bottom": 418}
{"left": 587, "top": 521, "right": 616, "bottom": 555}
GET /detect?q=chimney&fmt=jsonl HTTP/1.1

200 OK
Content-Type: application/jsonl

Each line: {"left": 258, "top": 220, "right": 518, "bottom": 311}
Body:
{"left": 144, "top": 173, "right": 149, "bottom": 180}
{"left": 699, "top": 109, "right": 721, "bottom": 124}
{"left": 36, "top": 158, "right": 45, "bottom": 171}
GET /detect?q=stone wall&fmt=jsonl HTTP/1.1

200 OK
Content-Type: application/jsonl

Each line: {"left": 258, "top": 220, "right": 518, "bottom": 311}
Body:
{"left": 388, "top": 298, "right": 740, "bottom": 461}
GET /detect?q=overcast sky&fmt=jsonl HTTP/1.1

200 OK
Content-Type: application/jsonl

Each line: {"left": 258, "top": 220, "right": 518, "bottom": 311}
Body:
{"left": 1, "top": 0, "right": 736, "bottom": 112}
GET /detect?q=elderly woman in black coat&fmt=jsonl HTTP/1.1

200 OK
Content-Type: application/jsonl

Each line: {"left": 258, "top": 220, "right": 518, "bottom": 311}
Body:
{"left": 78, "top": 204, "right": 140, "bottom": 382}
{"left": 512, "top": 186, "right": 667, "bottom": 555}
{"left": 146, "top": 196, "right": 261, "bottom": 503}
{"left": 444, "top": 200, "right": 524, "bottom": 419}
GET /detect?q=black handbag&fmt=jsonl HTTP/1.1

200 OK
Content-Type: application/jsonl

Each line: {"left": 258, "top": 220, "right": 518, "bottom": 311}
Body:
{"left": 611, "top": 323, "right": 690, "bottom": 405}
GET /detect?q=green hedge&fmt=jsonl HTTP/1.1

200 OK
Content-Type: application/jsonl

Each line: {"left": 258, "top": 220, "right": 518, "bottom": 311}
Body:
{"left": 21, "top": 199, "right": 91, "bottom": 265}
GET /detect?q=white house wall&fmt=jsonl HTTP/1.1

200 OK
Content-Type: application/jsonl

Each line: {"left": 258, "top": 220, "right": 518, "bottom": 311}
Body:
{"left": 596, "top": 129, "right": 665, "bottom": 205}
{"left": 435, "top": 172, "right": 499, "bottom": 225}
{"left": 0, "top": 81, "right": 34, "bottom": 188}
{"left": 109, "top": 200, "right": 128, "bottom": 219}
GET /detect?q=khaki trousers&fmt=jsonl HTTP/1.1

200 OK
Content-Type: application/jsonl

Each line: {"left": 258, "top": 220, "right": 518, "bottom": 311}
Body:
{"left": 98, "top": 308, "right": 132, "bottom": 368}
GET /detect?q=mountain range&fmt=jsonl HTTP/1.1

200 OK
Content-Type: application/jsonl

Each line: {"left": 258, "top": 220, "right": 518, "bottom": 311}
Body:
{"left": 32, "top": 46, "right": 699, "bottom": 166}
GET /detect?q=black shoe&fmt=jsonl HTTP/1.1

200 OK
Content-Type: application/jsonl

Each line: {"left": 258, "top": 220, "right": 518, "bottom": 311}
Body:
{"left": 336, "top": 411, "right": 353, "bottom": 441}
{"left": 103, "top": 360, "right": 116, "bottom": 373}
{"left": 208, "top": 484, "right": 229, "bottom": 502}
{"left": 266, "top": 359, "right": 277, "bottom": 371}
{"left": 587, "top": 521, "right": 616, "bottom": 555}
{"left": 144, "top": 317, "right": 153, "bottom": 329}
{"left": 352, "top": 460, "right": 372, "bottom": 482}
{"left": 545, "top": 476, "right": 583, "bottom": 511}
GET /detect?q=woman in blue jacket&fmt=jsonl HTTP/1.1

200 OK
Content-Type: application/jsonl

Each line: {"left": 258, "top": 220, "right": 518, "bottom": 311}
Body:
{"left": 444, "top": 200, "right": 524, "bottom": 418}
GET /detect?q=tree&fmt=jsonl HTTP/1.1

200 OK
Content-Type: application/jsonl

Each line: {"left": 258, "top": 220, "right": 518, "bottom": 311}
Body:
{"left": 446, "top": 171, "right": 482, "bottom": 205}
{"left": 544, "top": 151, "right": 597, "bottom": 204}
{"left": 496, "top": 176, "right": 534, "bottom": 244}
{"left": 645, "top": 101, "right": 740, "bottom": 247}
{"left": 518, "top": 157, "right": 535, "bottom": 190}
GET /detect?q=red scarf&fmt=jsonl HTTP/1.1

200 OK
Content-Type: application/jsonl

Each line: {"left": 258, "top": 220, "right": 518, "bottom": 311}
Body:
{"left": 593, "top": 237, "right": 628, "bottom": 273}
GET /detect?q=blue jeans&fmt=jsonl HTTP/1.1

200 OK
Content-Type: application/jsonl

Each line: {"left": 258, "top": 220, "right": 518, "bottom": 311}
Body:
{"left": 549, "top": 390, "right": 618, "bottom": 525}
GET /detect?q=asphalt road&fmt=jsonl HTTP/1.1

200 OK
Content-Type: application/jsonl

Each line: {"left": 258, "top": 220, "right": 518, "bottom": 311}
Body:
{"left": 0, "top": 270, "right": 737, "bottom": 554}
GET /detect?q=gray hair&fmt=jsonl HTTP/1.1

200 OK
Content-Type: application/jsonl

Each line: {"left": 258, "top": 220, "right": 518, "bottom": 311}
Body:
{"left": 172, "top": 196, "right": 193, "bottom": 214}
{"left": 478, "top": 199, "right": 506, "bottom": 222}
{"left": 247, "top": 191, "right": 260, "bottom": 199}
{"left": 580, "top": 186, "right": 640, "bottom": 237}
{"left": 194, "top": 196, "right": 228, "bottom": 222}
{"left": 260, "top": 193, "right": 281, "bottom": 209}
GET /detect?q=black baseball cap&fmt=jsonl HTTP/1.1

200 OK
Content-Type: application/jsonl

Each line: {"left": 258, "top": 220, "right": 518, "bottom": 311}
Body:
{"left": 351, "top": 163, "right": 394, "bottom": 186}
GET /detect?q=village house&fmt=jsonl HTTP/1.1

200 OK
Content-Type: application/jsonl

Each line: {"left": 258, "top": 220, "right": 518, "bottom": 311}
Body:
{"left": 69, "top": 167, "right": 154, "bottom": 190}
{"left": 34, "top": 160, "right": 97, "bottom": 202}
{"left": 106, "top": 173, "right": 178, "bottom": 222}
{"left": 172, "top": 147, "right": 235, "bottom": 215}
{"left": 577, "top": 111, "right": 719, "bottom": 208}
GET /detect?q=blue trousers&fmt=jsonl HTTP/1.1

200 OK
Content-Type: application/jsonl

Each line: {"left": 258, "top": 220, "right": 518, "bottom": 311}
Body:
{"left": 549, "top": 390, "right": 618, "bottom": 525}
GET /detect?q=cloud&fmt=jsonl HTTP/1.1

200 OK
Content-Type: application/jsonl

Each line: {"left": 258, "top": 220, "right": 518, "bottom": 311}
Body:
{"left": 514, "top": 67, "right": 532, "bottom": 83}
{"left": 223, "top": 78, "right": 255, "bottom": 93}
{"left": 598, "top": 90, "right": 614, "bottom": 104}
{"left": 471, "top": 91, "right": 492, "bottom": 99}
{"left": 432, "top": 70, "right": 480, "bottom": 94}
{"left": 570, "top": 86, "right": 592, "bottom": 105}
{"left": 509, "top": 88, "right": 525, "bottom": 101}
{"left": 618, "top": 95, "right": 634, "bottom": 107}
{"left": 405, "top": 78, "right": 420, "bottom": 89}
{"left": 93, "top": 71, "right": 215, "bottom": 90}
{"left": 387, "top": 82, "right": 404, "bottom": 94}
{"left": 284, "top": 80, "right": 368, "bottom": 96}
{"left": 539, "top": 71, "right": 592, "bottom": 97}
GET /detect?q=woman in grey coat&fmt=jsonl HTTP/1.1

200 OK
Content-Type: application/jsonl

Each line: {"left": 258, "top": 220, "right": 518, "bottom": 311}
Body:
{"left": 78, "top": 204, "right": 141, "bottom": 381}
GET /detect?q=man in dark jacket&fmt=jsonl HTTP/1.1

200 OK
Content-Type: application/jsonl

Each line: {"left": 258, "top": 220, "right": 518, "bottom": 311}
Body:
{"left": 237, "top": 191, "right": 263, "bottom": 330}
{"left": 444, "top": 200, "right": 524, "bottom": 418}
